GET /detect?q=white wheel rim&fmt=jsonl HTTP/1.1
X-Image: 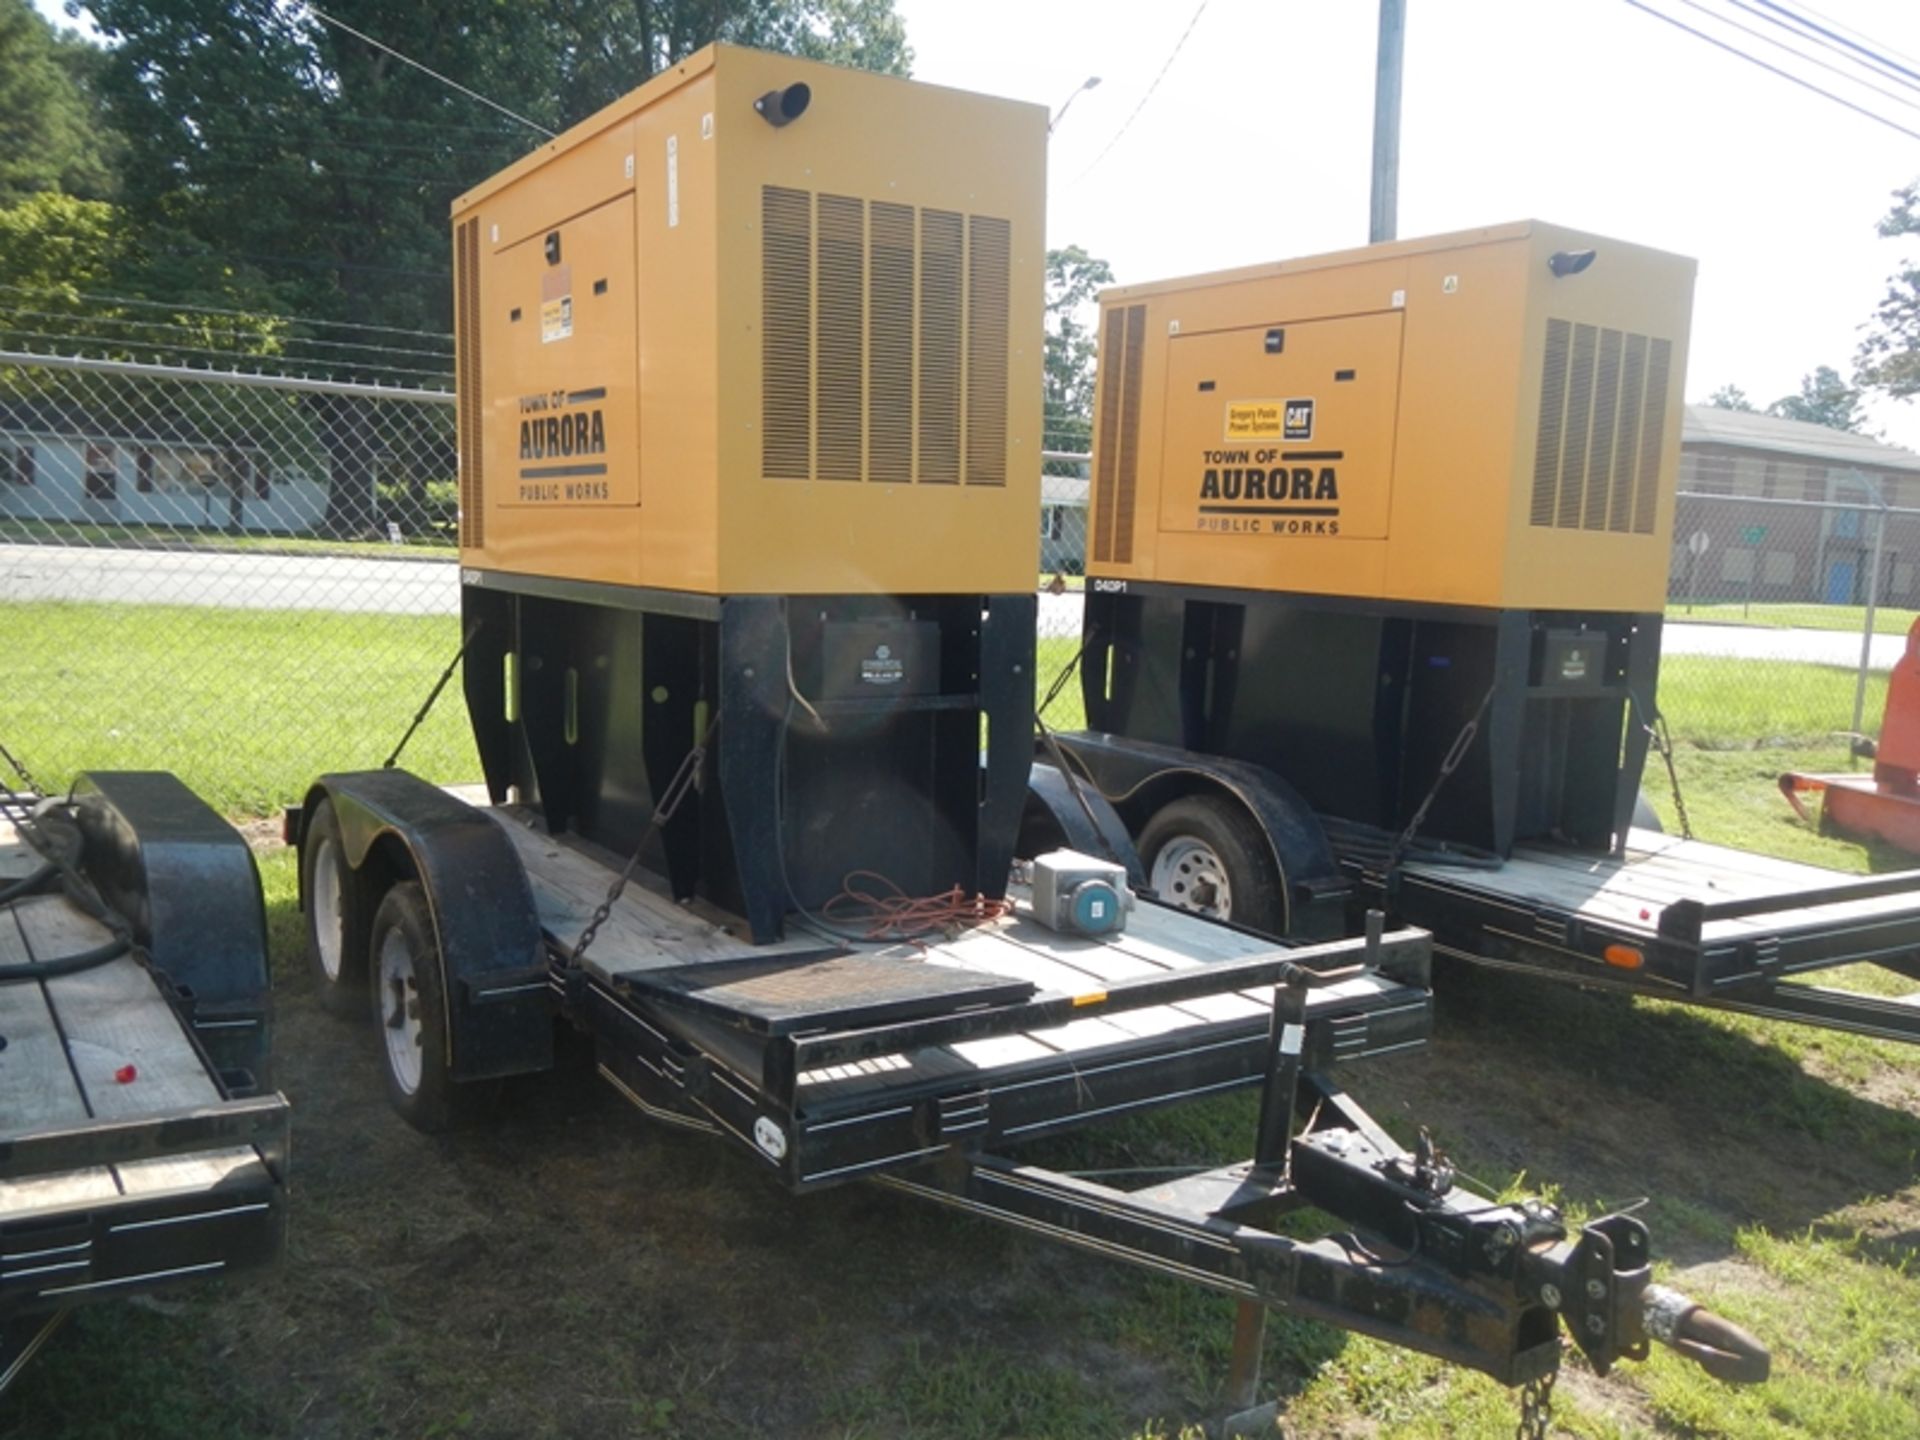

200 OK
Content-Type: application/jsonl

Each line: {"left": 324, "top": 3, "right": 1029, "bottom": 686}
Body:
{"left": 378, "top": 926, "right": 426, "bottom": 1096}
{"left": 1150, "top": 836, "right": 1233, "bottom": 921}
{"left": 312, "top": 837, "right": 346, "bottom": 982}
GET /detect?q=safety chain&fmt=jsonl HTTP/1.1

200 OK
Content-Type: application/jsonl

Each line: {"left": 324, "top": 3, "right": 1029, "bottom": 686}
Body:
{"left": 1648, "top": 710, "right": 1693, "bottom": 840}
{"left": 1631, "top": 692, "right": 1693, "bottom": 841}
{"left": 0, "top": 737, "right": 42, "bottom": 801}
{"left": 1516, "top": 1369, "right": 1556, "bottom": 1440}
{"left": 1383, "top": 682, "right": 1499, "bottom": 873}
{"left": 568, "top": 717, "right": 718, "bottom": 968}
{"left": 384, "top": 618, "right": 482, "bottom": 770}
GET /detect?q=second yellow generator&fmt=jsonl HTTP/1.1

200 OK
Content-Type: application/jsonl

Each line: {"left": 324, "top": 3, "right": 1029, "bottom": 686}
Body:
{"left": 1068, "top": 222, "right": 1697, "bottom": 879}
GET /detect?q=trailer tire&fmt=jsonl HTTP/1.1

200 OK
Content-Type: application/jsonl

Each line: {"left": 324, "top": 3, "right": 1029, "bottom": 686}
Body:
{"left": 368, "top": 881, "right": 463, "bottom": 1133}
{"left": 303, "top": 799, "right": 366, "bottom": 1017}
{"left": 1633, "top": 790, "right": 1665, "bottom": 834}
{"left": 1138, "top": 794, "right": 1287, "bottom": 936}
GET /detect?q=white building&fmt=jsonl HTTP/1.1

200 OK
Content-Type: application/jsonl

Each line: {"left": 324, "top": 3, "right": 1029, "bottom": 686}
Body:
{"left": 1, "top": 408, "right": 327, "bottom": 534}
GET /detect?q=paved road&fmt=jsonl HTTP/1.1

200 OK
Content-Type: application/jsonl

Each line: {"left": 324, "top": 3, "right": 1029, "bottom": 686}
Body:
{"left": 0, "top": 542, "right": 456, "bottom": 616}
{"left": 0, "top": 544, "right": 1909, "bottom": 668}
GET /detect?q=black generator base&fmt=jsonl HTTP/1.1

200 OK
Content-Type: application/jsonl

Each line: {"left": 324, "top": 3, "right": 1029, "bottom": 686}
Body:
{"left": 462, "top": 573, "right": 1036, "bottom": 942}
{"left": 1080, "top": 580, "right": 1661, "bottom": 857}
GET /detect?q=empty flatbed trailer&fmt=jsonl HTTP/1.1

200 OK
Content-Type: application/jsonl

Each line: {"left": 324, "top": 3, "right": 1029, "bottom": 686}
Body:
{"left": 0, "top": 773, "right": 286, "bottom": 1390}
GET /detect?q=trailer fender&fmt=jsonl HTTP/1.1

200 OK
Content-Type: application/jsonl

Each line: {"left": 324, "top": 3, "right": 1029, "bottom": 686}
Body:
{"left": 70, "top": 771, "right": 272, "bottom": 1092}
{"left": 1048, "top": 734, "right": 1349, "bottom": 939}
{"left": 297, "top": 770, "right": 551, "bottom": 1081}
{"left": 1021, "top": 761, "right": 1146, "bottom": 886}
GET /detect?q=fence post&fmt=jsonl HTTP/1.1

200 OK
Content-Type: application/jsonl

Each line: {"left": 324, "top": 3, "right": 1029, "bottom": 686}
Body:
{"left": 1850, "top": 470, "right": 1887, "bottom": 755}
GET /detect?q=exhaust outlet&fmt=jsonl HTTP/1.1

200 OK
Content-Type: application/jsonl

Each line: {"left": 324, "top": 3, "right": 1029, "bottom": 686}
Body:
{"left": 754, "top": 82, "right": 811, "bottom": 127}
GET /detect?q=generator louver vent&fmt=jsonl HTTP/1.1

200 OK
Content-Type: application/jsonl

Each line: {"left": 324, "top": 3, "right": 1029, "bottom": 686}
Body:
{"left": 762, "top": 186, "right": 813, "bottom": 480}
{"left": 759, "top": 186, "right": 1013, "bottom": 485}
{"left": 965, "top": 216, "right": 1010, "bottom": 486}
{"left": 1092, "top": 303, "right": 1146, "bottom": 564}
{"left": 1530, "top": 317, "right": 1672, "bottom": 536}
{"left": 454, "top": 216, "right": 484, "bottom": 549}
{"left": 816, "top": 194, "right": 865, "bottom": 481}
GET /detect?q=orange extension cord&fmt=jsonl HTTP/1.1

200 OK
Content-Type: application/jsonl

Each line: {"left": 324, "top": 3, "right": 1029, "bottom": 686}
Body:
{"left": 819, "top": 869, "right": 1012, "bottom": 943}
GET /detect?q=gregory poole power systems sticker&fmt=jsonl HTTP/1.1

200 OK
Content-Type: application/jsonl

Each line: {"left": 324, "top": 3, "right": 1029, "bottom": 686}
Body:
{"left": 1223, "top": 398, "right": 1315, "bottom": 442}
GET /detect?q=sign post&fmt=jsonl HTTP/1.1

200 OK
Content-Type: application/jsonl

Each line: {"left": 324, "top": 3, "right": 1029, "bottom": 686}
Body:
{"left": 1685, "top": 529, "right": 1710, "bottom": 615}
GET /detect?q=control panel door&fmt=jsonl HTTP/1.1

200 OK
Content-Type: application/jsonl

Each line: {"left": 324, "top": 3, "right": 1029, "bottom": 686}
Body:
{"left": 1156, "top": 312, "right": 1404, "bottom": 543}
{"left": 491, "top": 192, "right": 640, "bottom": 509}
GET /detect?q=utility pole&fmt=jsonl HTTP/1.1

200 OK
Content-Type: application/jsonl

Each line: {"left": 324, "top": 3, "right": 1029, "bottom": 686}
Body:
{"left": 1370, "top": 0, "right": 1406, "bottom": 244}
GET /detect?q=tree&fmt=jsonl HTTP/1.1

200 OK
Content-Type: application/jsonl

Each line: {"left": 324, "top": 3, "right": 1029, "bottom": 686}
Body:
{"left": 0, "top": 0, "right": 120, "bottom": 203}
{"left": 1705, "top": 383, "right": 1754, "bottom": 412}
{"left": 1859, "top": 181, "right": 1920, "bottom": 400}
{"left": 1767, "top": 365, "right": 1865, "bottom": 433}
{"left": 1043, "top": 245, "right": 1114, "bottom": 458}
{"left": 80, "top": 0, "right": 912, "bottom": 532}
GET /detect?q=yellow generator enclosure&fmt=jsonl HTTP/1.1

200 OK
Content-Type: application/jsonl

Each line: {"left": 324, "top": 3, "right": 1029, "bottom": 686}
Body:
{"left": 1084, "top": 222, "right": 1696, "bottom": 614}
{"left": 451, "top": 45, "right": 1047, "bottom": 596}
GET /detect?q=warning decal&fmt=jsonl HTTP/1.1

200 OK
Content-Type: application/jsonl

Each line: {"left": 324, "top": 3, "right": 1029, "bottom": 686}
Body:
{"left": 540, "top": 264, "right": 573, "bottom": 344}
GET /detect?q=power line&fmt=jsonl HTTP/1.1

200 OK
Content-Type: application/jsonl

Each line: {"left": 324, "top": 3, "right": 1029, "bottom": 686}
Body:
{"left": 184, "top": 105, "right": 532, "bottom": 139}
{"left": 0, "top": 285, "right": 453, "bottom": 341}
{"left": 1723, "top": 0, "right": 1920, "bottom": 95}
{"left": 303, "top": 5, "right": 555, "bottom": 139}
{"left": 1072, "top": 0, "right": 1212, "bottom": 185}
{"left": 1748, "top": 0, "right": 1920, "bottom": 90}
{"left": 0, "top": 326, "right": 452, "bottom": 381}
{"left": 0, "top": 305, "right": 453, "bottom": 360}
{"left": 189, "top": 127, "right": 526, "bottom": 159}
{"left": 159, "top": 249, "right": 449, "bottom": 281}
{"left": 189, "top": 158, "right": 481, "bottom": 189}
{"left": 1793, "top": 0, "right": 1920, "bottom": 72}
{"left": 1681, "top": 0, "right": 1920, "bottom": 112}
{"left": 1622, "top": 0, "right": 1920, "bottom": 142}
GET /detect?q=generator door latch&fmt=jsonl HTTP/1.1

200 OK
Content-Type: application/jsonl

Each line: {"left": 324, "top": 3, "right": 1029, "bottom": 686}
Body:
{"left": 1264, "top": 328, "right": 1284, "bottom": 354}
{"left": 544, "top": 231, "right": 561, "bottom": 265}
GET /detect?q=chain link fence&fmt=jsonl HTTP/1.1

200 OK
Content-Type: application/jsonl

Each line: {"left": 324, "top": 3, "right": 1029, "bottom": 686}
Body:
{"left": 1662, "top": 486, "right": 1914, "bottom": 755}
{"left": 3, "top": 345, "right": 1903, "bottom": 816}
{"left": 0, "top": 350, "right": 469, "bottom": 812}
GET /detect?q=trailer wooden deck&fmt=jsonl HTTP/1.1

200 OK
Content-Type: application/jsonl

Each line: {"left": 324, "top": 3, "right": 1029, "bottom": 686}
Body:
{"left": 1401, "top": 828, "right": 1920, "bottom": 949}
{"left": 489, "top": 803, "right": 1432, "bottom": 1183}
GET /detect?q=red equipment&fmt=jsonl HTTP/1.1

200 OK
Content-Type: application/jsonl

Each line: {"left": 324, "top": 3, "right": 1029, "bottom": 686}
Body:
{"left": 1781, "top": 617, "right": 1920, "bottom": 851}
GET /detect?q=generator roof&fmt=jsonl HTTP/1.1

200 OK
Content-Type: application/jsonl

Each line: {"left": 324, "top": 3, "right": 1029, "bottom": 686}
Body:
{"left": 451, "top": 43, "right": 1042, "bottom": 217}
{"left": 1683, "top": 404, "right": 1920, "bottom": 476}
{"left": 1093, "top": 221, "right": 1624, "bottom": 303}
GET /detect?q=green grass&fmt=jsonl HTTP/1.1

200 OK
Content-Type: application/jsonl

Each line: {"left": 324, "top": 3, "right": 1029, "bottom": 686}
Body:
{"left": 7, "top": 601, "right": 478, "bottom": 813}
{"left": 1659, "top": 655, "right": 1885, "bottom": 749}
{"left": 0, "top": 517, "right": 451, "bottom": 558}
{"left": 11, "top": 600, "right": 1920, "bottom": 1438}
{"left": 1668, "top": 600, "right": 1919, "bottom": 637}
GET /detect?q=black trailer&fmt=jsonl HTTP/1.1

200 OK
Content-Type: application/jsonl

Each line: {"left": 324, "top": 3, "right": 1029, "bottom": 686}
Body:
{"left": 0, "top": 773, "right": 287, "bottom": 1391}
{"left": 288, "top": 767, "right": 1766, "bottom": 1421}
{"left": 1048, "top": 581, "right": 1920, "bottom": 1047}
